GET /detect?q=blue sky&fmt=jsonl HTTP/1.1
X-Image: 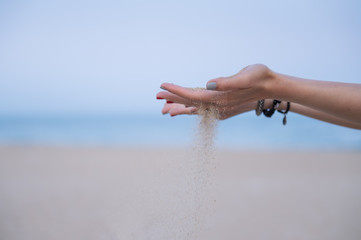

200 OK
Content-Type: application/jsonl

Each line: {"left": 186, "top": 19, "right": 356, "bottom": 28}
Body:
{"left": 1, "top": 0, "right": 361, "bottom": 115}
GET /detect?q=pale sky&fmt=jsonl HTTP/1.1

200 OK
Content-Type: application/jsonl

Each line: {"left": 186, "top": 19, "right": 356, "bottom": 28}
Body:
{"left": 1, "top": 0, "right": 360, "bottom": 114}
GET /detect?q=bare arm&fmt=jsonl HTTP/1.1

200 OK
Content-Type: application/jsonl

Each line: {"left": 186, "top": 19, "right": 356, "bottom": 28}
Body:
{"left": 268, "top": 73, "right": 361, "bottom": 124}
{"left": 157, "top": 64, "right": 361, "bottom": 128}
{"left": 280, "top": 101, "right": 361, "bottom": 130}
{"left": 160, "top": 100, "right": 361, "bottom": 130}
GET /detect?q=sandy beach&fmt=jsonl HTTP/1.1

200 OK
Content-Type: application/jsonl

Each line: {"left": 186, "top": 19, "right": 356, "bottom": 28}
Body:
{"left": 0, "top": 146, "right": 360, "bottom": 240}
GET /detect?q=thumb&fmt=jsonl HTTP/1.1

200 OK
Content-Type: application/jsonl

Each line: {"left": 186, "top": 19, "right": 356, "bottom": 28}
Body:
{"left": 206, "top": 77, "right": 236, "bottom": 91}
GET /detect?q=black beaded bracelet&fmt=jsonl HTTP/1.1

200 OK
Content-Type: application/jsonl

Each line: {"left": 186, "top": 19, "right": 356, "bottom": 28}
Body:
{"left": 263, "top": 100, "right": 281, "bottom": 118}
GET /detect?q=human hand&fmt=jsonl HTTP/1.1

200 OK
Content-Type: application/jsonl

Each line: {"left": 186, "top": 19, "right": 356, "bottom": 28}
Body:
{"left": 156, "top": 64, "right": 275, "bottom": 109}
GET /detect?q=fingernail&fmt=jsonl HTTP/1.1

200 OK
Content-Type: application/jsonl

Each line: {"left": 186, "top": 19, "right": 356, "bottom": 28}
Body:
{"left": 206, "top": 82, "right": 217, "bottom": 90}
{"left": 157, "top": 97, "right": 164, "bottom": 100}
{"left": 166, "top": 101, "right": 174, "bottom": 104}
{"left": 160, "top": 86, "right": 166, "bottom": 90}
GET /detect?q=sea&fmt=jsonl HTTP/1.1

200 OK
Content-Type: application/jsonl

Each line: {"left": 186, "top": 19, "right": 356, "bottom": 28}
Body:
{"left": 0, "top": 112, "right": 360, "bottom": 150}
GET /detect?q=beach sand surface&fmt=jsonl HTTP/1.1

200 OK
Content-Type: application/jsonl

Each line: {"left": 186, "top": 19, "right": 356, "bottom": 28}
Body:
{"left": 0, "top": 146, "right": 360, "bottom": 240}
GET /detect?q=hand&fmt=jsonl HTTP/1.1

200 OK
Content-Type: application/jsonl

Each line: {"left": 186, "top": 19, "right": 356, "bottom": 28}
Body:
{"left": 157, "top": 64, "right": 275, "bottom": 108}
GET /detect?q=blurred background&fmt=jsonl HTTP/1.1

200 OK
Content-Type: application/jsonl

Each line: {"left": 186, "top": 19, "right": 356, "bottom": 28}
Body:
{"left": 1, "top": 1, "right": 361, "bottom": 240}
{"left": 1, "top": 0, "right": 361, "bottom": 149}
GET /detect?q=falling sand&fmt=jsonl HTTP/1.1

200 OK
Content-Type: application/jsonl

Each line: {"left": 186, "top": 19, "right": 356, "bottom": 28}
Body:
{"left": 183, "top": 88, "right": 220, "bottom": 239}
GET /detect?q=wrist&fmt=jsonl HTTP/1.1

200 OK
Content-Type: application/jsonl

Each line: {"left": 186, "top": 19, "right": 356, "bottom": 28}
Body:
{"left": 262, "top": 70, "right": 287, "bottom": 99}
{"left": 263, "top": 99, "right": 288, "bottom": 111}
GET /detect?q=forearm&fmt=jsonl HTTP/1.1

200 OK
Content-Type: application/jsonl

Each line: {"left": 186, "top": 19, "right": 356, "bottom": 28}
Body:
{"left": 268, "top": 72, "right": 361, "bottom": 124}
{"left": 227, "top": 100, "right": 360, "bottom": 129}
{"left": 273, "top": 101, "right": 361, "bottom": 130}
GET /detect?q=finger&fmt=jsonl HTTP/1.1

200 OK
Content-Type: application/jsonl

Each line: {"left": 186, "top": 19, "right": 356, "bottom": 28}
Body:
{"left": 169, "top": 106, "right": 197, "bottom": 117}
{"left": 206, "top": 70, "right": 249, "bottom": 91}
{"left": 156, "top": 91, "right": 194, "bottom": 106}
{"left": 206, "top": 76, "right": 241, "bottom": 91}
{"left": 162, "top": 103, "right": 188, "bottom": 115}
{"left": 162, "top": 103, "right": 175, "bottom": 114}
{"left": 160, "top": 83, "right": 222, "bottom": 103}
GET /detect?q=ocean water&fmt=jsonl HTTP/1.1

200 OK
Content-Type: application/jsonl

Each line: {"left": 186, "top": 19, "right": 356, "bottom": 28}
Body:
{"left": 0, "top": 112, "right": 360, "bottom": 150}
